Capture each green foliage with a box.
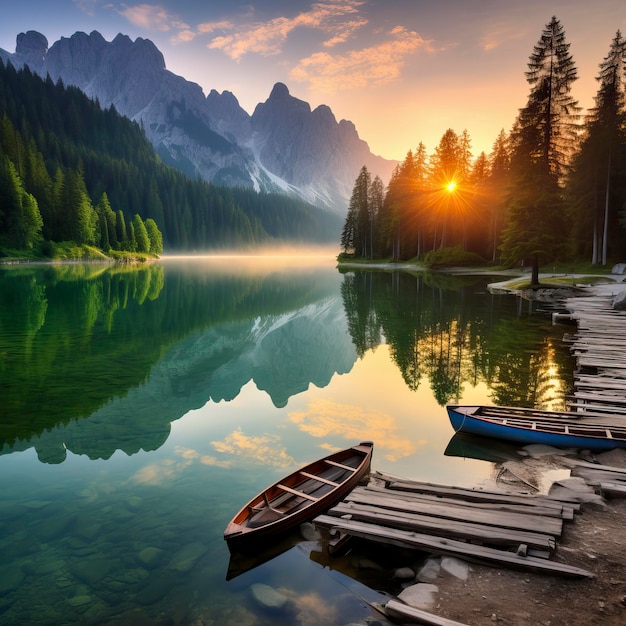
[0,59,340,255]
[501,16,580,282]
[341,165,371,257]
[0,153,43,249]
[46,242,112,261]
[423,245,486,269]
[567,30,626,265]
[144,218,163,254]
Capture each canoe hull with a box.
[447,405,626,450]
[224,442,373,549]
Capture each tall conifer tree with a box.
[501,16,579,284]
[568,31,626,264]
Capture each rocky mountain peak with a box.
[15,30,48,69]
[1,30,396,213]
[268,82,290,99]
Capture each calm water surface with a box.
[0,257,574,625]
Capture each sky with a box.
[1,1,626,161]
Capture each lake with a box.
[0,256,574,625]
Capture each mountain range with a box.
[0,30,396,214]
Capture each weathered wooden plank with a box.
[566,401,626,414]
[373,473,582,509]
[569,391,626,404]
[364,483,572,519]
[374,472,579,507]
[560,457,626,474]
[344,488,564,536]
[577,356,626,370]
[327,501,557,551]
[600,482,626,497]
[380,599,470,626]
[570,468,626,484]
[313,515,593,578]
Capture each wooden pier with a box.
[563,292,626,415]
[314,472,590,579]
[313,460,626,625]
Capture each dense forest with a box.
[341,17,626,283]
[0,59,341,257]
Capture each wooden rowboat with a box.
[224,441,373,548]
[447,405,626,450]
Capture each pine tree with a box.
[144,218,163,255]
[132,214,150,253]
[341,166,371,258]
[501,16,580,284]
[368,175,385,258]
[0,154,43,249]
[115,210,128,249]
[430,129,461,249]
[95,192,117,250]
[568,31,626,265]
[487,130,511,262]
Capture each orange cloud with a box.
[288,398,420,461]
[211,428,295,468]
[290,25,432,91]
[480,27,525,52]
[206,0,367,60]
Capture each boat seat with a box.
[324,459,357,472]
[276,483,319,501]
[299,470,340,487]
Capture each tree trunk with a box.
[601,148,611,266]
[531,255,540,286]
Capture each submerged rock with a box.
[138,546,165,568]
[299,521,321,541]
[168,542,206,572]
[393,566,415,580]
[67,594,92,607]
[71,558,115,585]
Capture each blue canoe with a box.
[447,405,626,450]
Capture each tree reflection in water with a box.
[339,269,573,409]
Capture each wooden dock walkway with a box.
[313,462,626,624]
[314,472,590,579]
[562,292,626,415]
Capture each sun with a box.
[446,181,457,193]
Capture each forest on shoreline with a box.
[340,17,626,285]
[0,59,340,261]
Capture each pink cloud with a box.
[207,0,367,60]
[290,26,432,91]
[116,3,188,32]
